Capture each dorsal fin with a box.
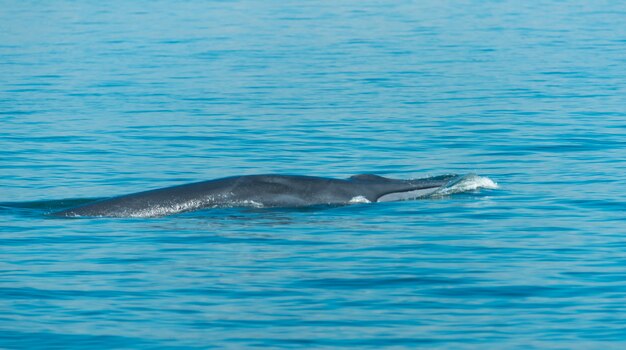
[349,174,389,182]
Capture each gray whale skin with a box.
[52,174,459,218]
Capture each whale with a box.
[51,173,462,218]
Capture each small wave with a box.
[434,174,498,196]
[349,196,371,204]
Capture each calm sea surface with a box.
[2,1,626,348]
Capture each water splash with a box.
[434,174,498,197]
[349,196,371,204]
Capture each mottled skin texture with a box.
[52,174,458,218]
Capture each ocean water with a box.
[2,0,626,348]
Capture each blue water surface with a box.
[2,0,626,348]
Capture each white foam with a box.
[434,174,498,196]
[349,195,371,204]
